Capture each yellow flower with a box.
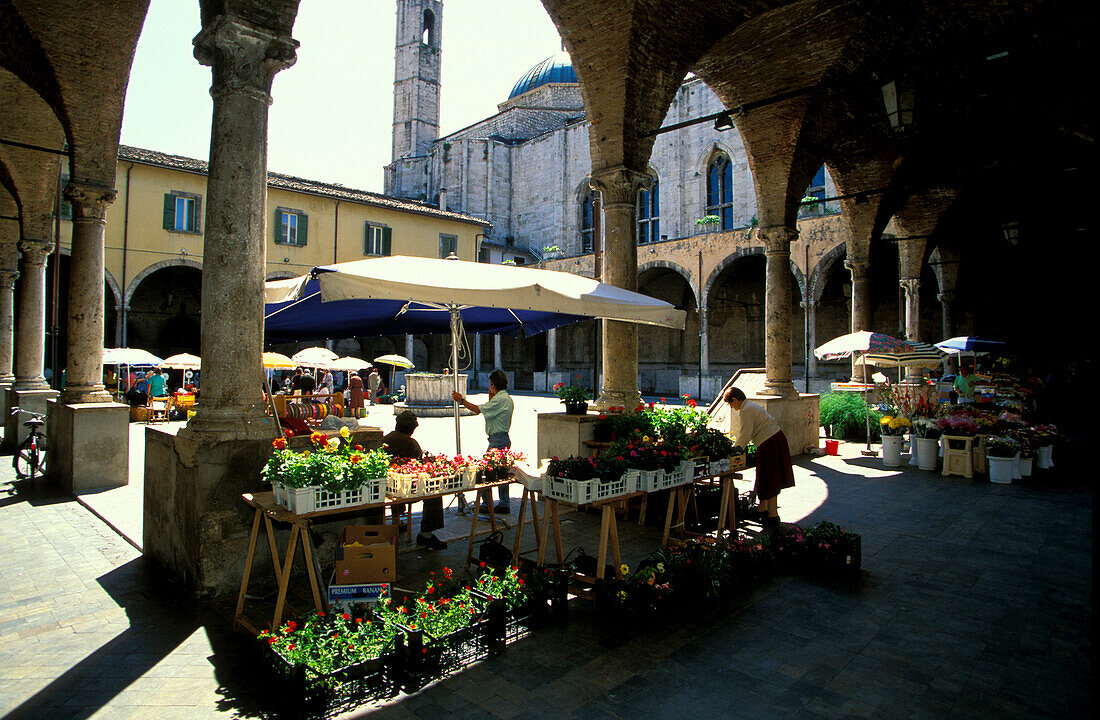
[339,426,351,439]
[620,563,630,576]
[880,416,892,425]
[617,590,627,600]
[656,562,665,573]
[327,438,341,451]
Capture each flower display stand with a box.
[972,434,988,474]
[941,436,974,479]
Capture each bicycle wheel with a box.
[13,436,45,480]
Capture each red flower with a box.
[340,613,350,621]
[283,429,294,438]
[479,562,486,568]
[316,611,325,617]
[426,586,435,594]
[268,637,277,645]
[272,438,286,450]
[420,611,427,619]
[660,397,665,403]
[443,567,453,579]
[285,621,297,631]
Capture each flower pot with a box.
[1019,457,1033,477]
[881,435,904,467]
[916,438,939,471]
[909,433,920,466]
[563,401,587,416]
[988,455,1014,483]
[1012,452,1022,480]
[1036,445,1054,469]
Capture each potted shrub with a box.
[553,377,591,415]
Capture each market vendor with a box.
[723,387,795,528]
[953,362,980,404]
[452,369,514,514]
[382,410,447,551]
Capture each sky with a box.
[120,0,565,192]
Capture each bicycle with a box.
[11,407,47,483]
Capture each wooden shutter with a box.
[298,213,307,245]
[275,208,286,244]
[163,194,175,230]
[192,196,202,234]
[381,226,392,256]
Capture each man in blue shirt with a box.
[453,369,514,513]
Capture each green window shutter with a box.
[363,221,371,254]
[163,194,175,230]
[298,213,307,246]
[275,208,286,244]
[192,196,202,234]
[381,226,392,256]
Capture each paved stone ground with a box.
[0,399,1092,719]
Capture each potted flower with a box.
[984,435,1019,484]
[912,419,942,471]
[264,429,390,513]
[877,415,911,467]
[479,448,525,483]
[804,521,861,577]
[553,376,591,415]
[695,214,720,234]
[1030,424,1059,469]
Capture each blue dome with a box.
[508,53,577,99]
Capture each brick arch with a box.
[703,246,802,307]
[124,258,203,308]
[810,242,847,304]
[638,259,698,307]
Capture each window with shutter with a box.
[364,223,389,255]
[438,234,457,258]
[164,191,202,234]
[275,207,306,246]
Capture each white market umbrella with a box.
[292,346,339,367]
[328,356,367,372]
[373,354,414,369]
[102,347,163,366]
[160,353,201,370]
[265,255,686,453]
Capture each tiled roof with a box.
[117,145,490,228]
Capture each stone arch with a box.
[693,141,738,173]
[639,259,698,307]
[265,270,298,281]
[105,268,122,310]
[703,246,764,306]
[810,242,847,303]
[124,258,203,308]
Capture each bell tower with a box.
[391,0,442,161]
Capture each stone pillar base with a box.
[4,387,58,450]
[0,381,13,434]
[712,392,821,456]
[46,400,130,493]
[143,427,277,598]
[536,411,599,463]
[596,388,641,412]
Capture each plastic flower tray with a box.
[636,469,665,492]
[709,457,731,475]
[387,471,453,499]
[692,457,711,479]
[540,473,631,504]
[273,477,386,514]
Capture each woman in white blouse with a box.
[723,387,796,526]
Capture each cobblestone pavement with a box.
[0,410,1092,719]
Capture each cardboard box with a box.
[328,525,397,610]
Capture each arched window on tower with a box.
[580,191,595,254]
[637,178,660,244]
[706,154,734,230]
[422,9,435,46]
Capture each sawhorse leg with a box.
[536,498,563,567]
[715,476,737,538]
[595,504,623,580]
[512,487,542,564]
[465,487,499,568]
[660,487,692,547]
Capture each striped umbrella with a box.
[814,330,911,360]
[857,341,946,369]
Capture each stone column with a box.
[13,240,52,392]
[845,255,872,382]
[760,226,798,397]
[591,167,648,409]
[699,306,709,374]
[0,267,17,386]
[62,182,117,403]
[546,328,557,371]
[802,300,817,379]
[938,291,955,340]
[493,334,502,369]
[471,334,481,389]
[184,17,298,439]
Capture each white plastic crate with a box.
[540,474,631,504]
[592,473,630,500]
[273,477,385,514]
[622,469,640,494]
[636,468,665,493]
[709,457,731,475]
[387,471,452,499]
[667,466,693,488]
[692,457,711,479]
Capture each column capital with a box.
[844,254,871,278]
[937,291,954,304]
[17,240,52,267]
[755,225,798,254]
[589,167,651,206]
[900,277,920,295]
[0,270,18,288]
[193,16,299,105]
[64,182,117,222]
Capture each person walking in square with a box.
[723,387,795,527]
[453,369,514,513]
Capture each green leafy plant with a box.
[985,435,1020,458]
[687,427,736,459]
[258,609,399,679]
[547,455,598,480]
[695,214,720,225]
[553,377,591,404]
[819,391,881,441]
[264,430,391,491]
